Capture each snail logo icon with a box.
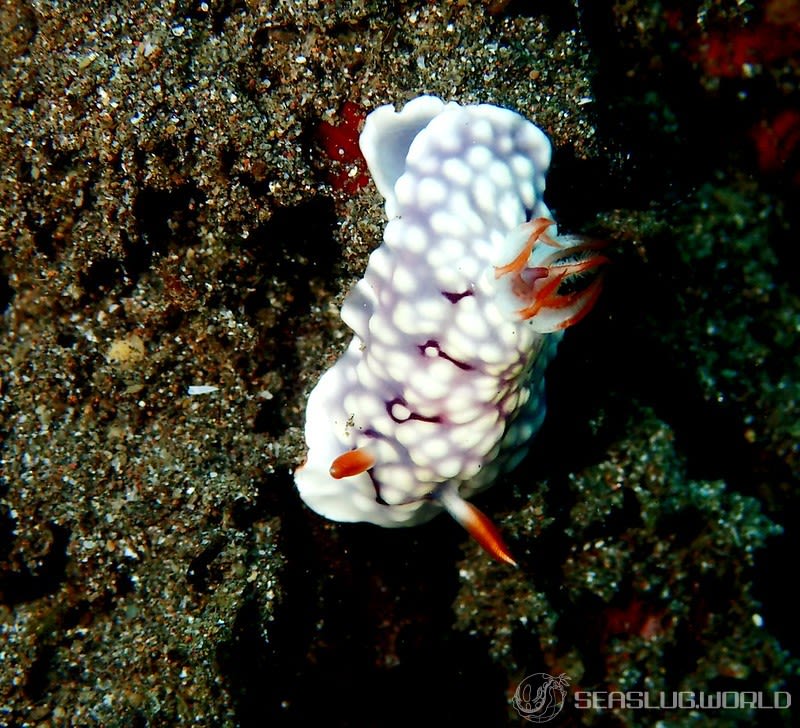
[512,672,571,723]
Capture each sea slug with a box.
[295,96,606,564]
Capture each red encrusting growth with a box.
[750,109,800,182]
[691,13,800,79]
[604,596,667,642]
[677,0,800,184]
[329,447,376,479]
[316,102,370,194]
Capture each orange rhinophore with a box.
[329,447,376,479]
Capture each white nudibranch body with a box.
[295,96,606,564]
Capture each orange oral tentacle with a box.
[494,217,554,278]
[532,275,605,331]
[516,271,566,320]
[495,239,535,279]
[553,276,604,329]
[528,216,556,239]
[531,269,606,312]
[329,448,376,479]
[546,254,610,277]
[516,251,608,321]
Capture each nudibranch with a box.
[295,96,606,565]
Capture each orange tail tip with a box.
[329,447,376,479]
[436,485,517,567]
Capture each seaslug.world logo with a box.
[512,671,792,723]
[512,673,570,723]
